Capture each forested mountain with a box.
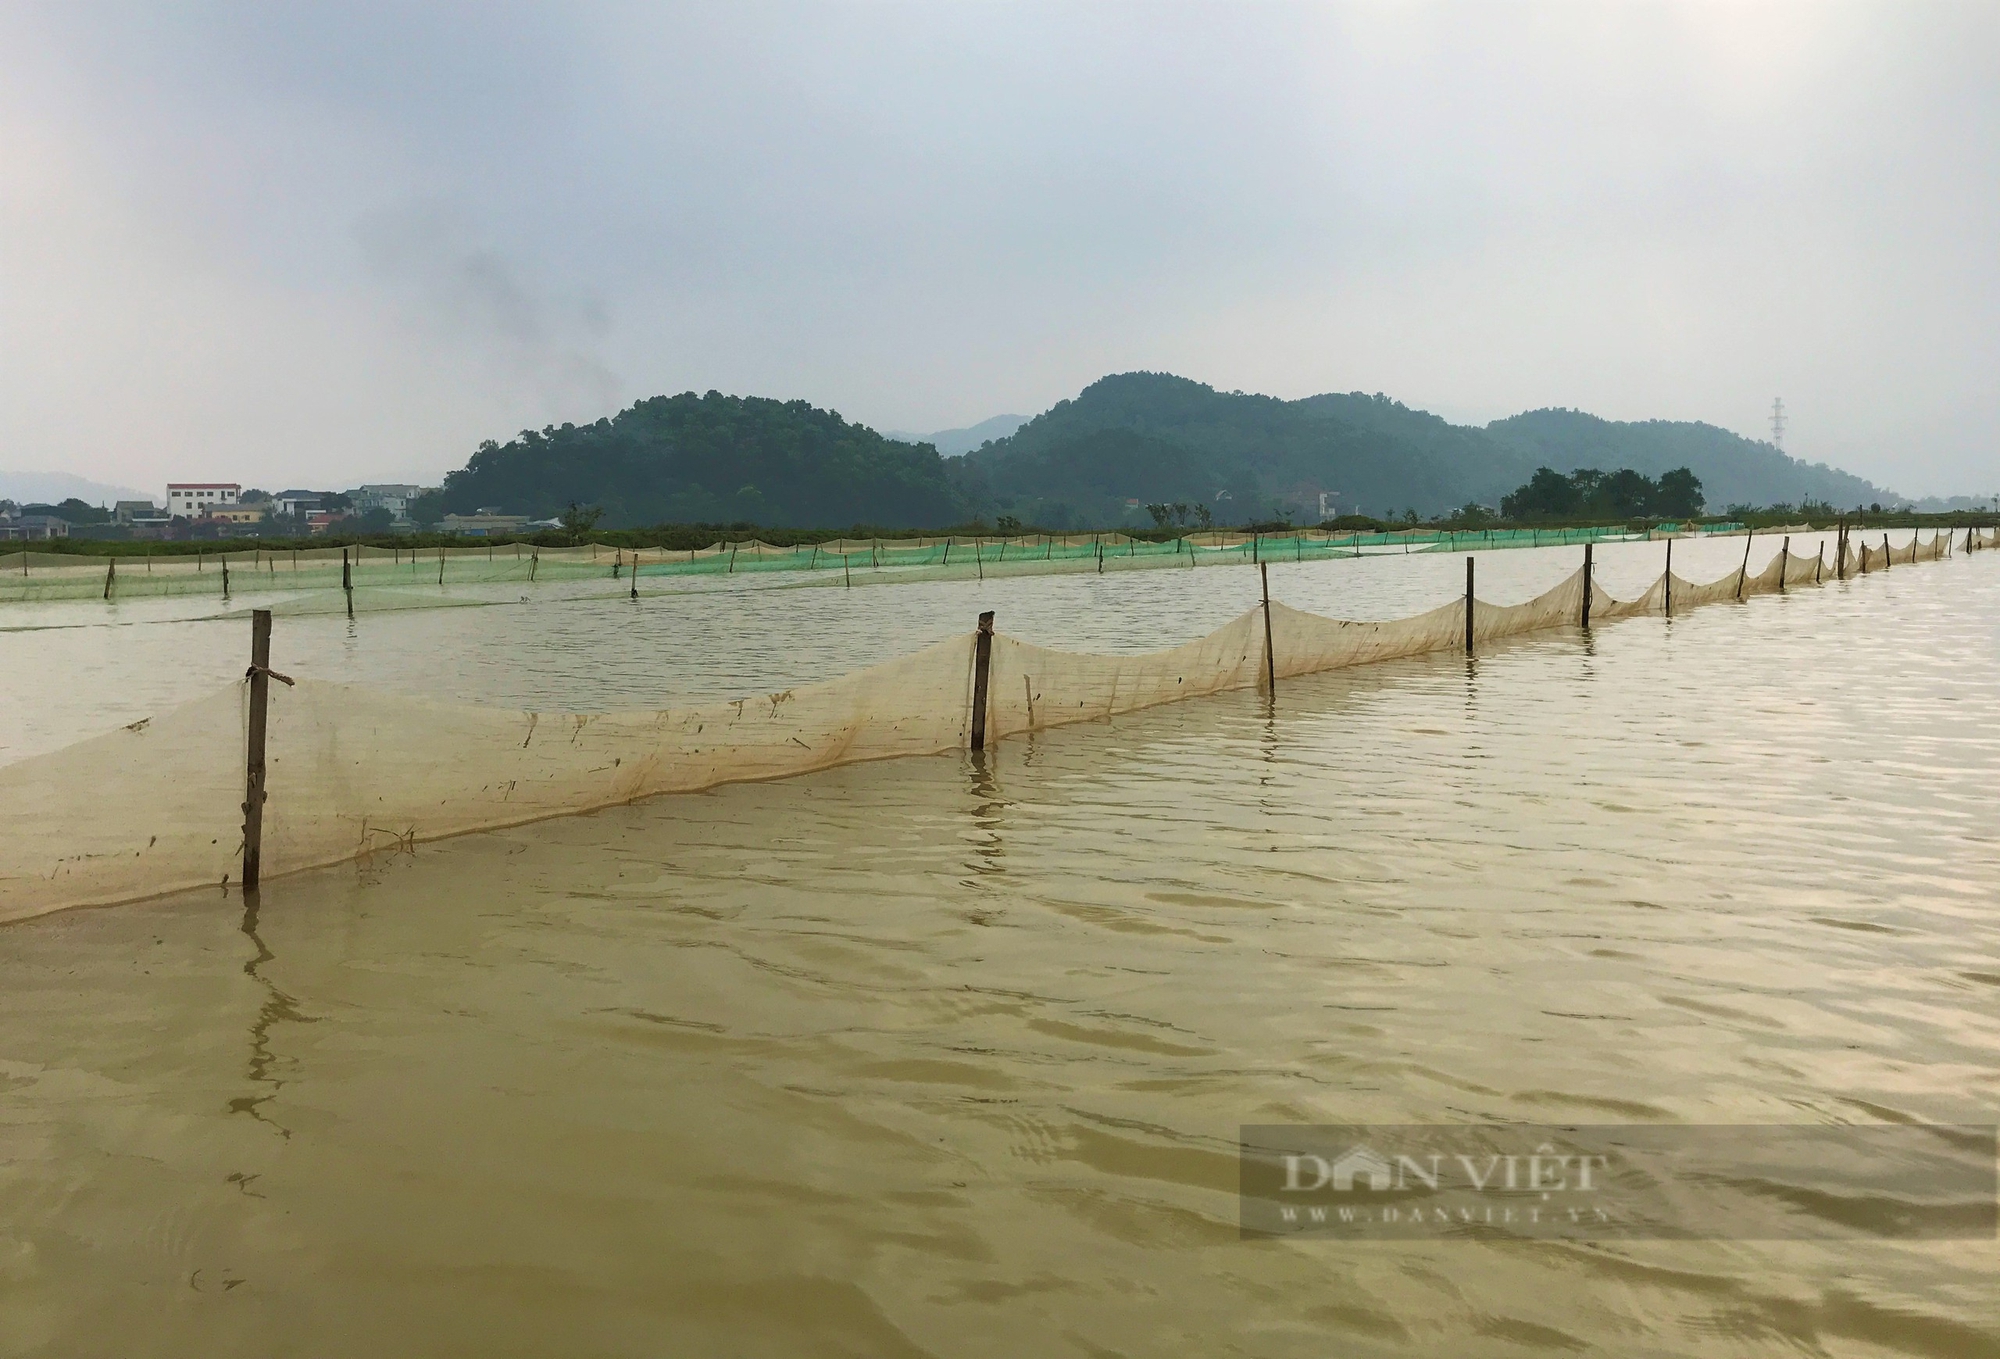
[1485,409,1883,513]
[429,374,1892,531]
[947,373,1892,528]
[434,391,965,529]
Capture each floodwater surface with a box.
[1,535,1996,1356]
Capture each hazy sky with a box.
[3,2,1995,497]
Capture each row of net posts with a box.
[235,524,1992,881]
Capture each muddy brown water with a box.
[2,534,1996,1355]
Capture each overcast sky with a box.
[3,2,1995,497]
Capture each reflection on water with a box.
[0,545,1995,1355]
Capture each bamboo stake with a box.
[239,610,293,889]
[1464,556,1475,655]
[1580,541,1592,628]
[970,611,995,751]
[1261,562,1277,692]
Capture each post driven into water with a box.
[240,610,292,889]
[1464,556,1475,655]
[970,610,996,751]
[1580,542,1593,628]
[1260,562,1276,693]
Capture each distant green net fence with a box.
[0,523,1745,606]
[0,525,1987,924]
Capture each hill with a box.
[432,391,966,529]
[427,374,1895,531]
[1484,409,1883,512]
[883,414,1027,456]
[948,373,1891,527]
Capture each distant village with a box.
[0,483,551,541]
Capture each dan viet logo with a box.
[1268,1140,1612,1232]
[1239,1123,1999,1241]
[1283,1142,1607,1194]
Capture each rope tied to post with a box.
[246,664,296,687]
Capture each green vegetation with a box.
[431,391,965,529]
[948,373,1892,528]
[1501,466,1705,521]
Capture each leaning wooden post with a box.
[1260,561,1277,693]
[969,610,996,751]
[242,611,273,888]
[1883,532,1891,569]
[1580,541,1593,628]
[103,555,116,600]
[1778,536,1790,593]
[1735,530,1753,599]
[438,545,446,585]
[1464,556,1475,654]
[242,610,276,889]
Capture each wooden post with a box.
[976,542,983,581]
[969,611,995,751]
[1464,556,1475,654]
[1836,519,1846,579]
[103,556,115,600]
[242,610,273,889]
[844,554,852,588]
[1665,538,1673,618]
[1779,536,1790,593]
[221,558,230,599]
[438,546,445,585]
[1883,532,1891,569]
[530,550,538,581]
[728,542,737,574]
[629,555,638,601]
[1261,562,1277,692]
[1580,541,1592,628]
[1735,531,1753,599]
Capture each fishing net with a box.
[0,528,1981,923]
[0,524,1693,606]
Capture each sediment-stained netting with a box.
[0,529,1986,922]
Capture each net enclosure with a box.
[1,527,1987,924]
[0,523,1735,607]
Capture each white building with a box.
[166,483,240,518]
[354,484,427,523]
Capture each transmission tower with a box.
[1770,397,1786,452]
